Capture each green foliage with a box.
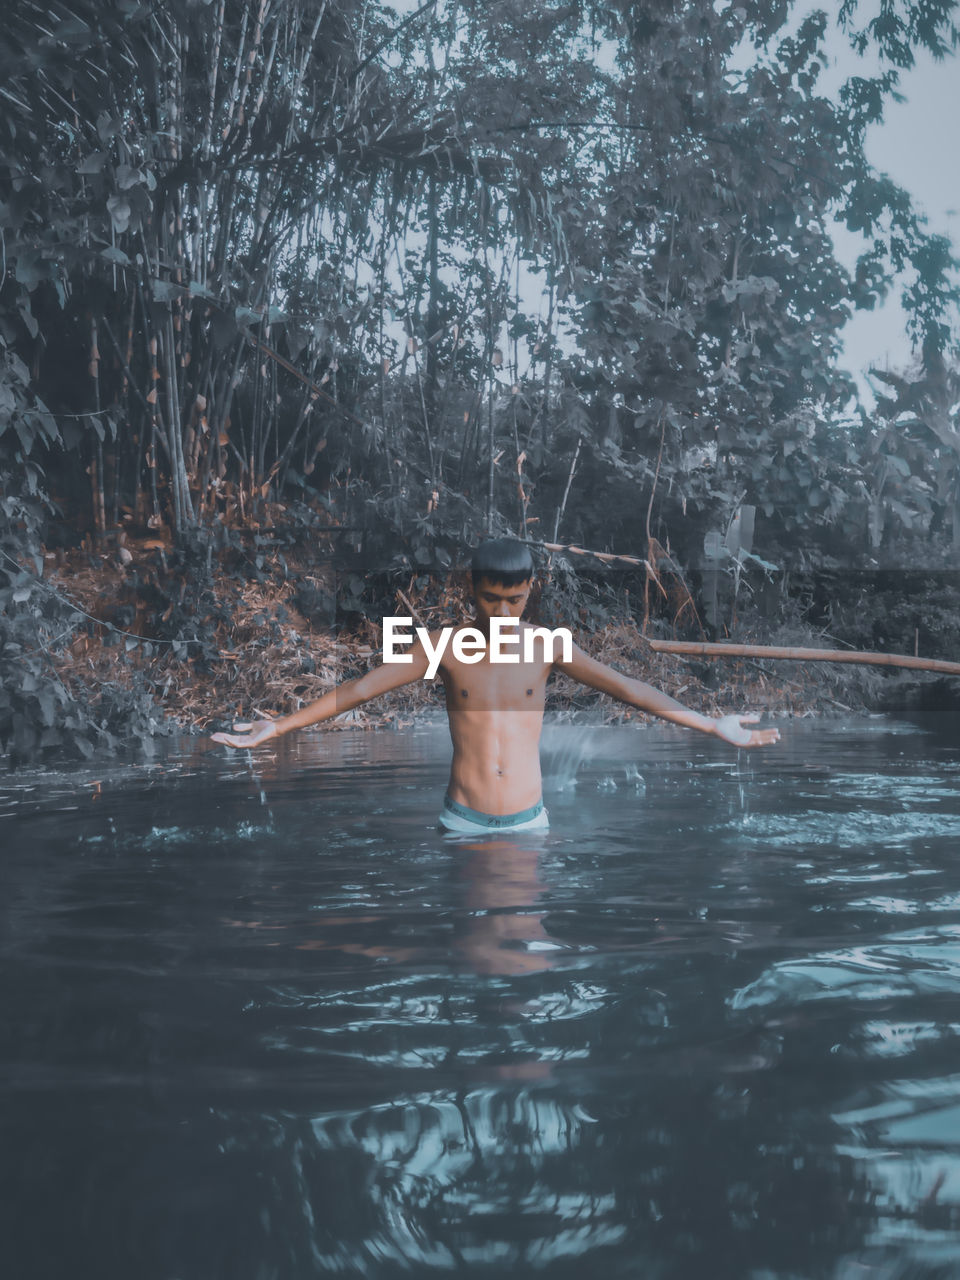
[0,344,75,762]
[0,494,77,763]
[815,569,960,663]
[859,355,960,558]
[0,340,170,765]
[0,498,168,770]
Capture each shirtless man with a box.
[211,538,780,833]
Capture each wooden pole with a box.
[646,640,960,678]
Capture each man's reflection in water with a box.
[453,834,555,977]
[269,832,556,980]
[449,834,556,1083]
[222,833,557,1086]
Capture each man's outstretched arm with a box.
[555,644,781,748]
[210,641,432,748]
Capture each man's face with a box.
[471,575,533,626]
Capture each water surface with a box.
[3,716,960,1278]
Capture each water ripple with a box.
[731,926,960,1010]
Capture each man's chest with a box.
[440,655,550,708]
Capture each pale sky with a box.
[820,27,960,398]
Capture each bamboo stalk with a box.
[223,4,250,139]
[201,0,225,163]
[645,640,960,678]
[89,316,106,535]
[121,290,139,524]
[234,0,269,133]
[252,311,266,488]
[486,364,495,534]
[424,175,440,425]
[522,270,555,456]
[643,410,666,635]
[552,435,582,543]
[164,315,193,526]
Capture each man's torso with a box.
[438,622,552,815]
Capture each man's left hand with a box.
[713,713,781,748]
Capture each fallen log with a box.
[645,640,960,678]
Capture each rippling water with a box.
[3,715,960,1279]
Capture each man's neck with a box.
[470,616,523,638]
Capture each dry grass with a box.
[47,546,883,740]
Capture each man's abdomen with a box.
[445,710,544,815]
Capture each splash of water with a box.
[539,724,599,792]
[243,748,275,820]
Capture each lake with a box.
[3,715,960,1278]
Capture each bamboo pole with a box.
[89,315,106,536]
[552,436,582,544]
[645,640,960,678]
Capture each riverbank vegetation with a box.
[2,0,959,764]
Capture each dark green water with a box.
[3,715,960,1279]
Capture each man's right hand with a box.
[211,719,279,749]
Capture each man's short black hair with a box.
[471,538,534,587]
